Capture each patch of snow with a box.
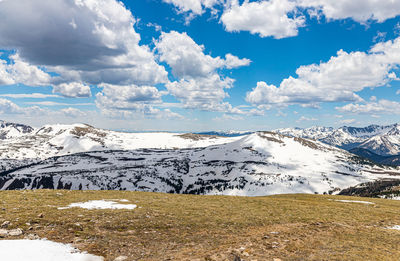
[0,239,103,261]
[331,199,375,204]
[387,225,400,230]
[58,200,137,210]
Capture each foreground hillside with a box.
[1,190,400,260]
[2,132,400,195]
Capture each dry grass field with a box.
[1,190,400,260]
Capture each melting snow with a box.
[0,239,103,261]
[387,225,400,230]
[58,200,137,210]
[331,199,375,204]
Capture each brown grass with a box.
[1,191,400,260]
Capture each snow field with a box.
[0,239,103,261]
[58,200,137,210]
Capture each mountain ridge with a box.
[276,123,400,157]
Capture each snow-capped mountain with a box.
[277,124,400,156]
[0,120,33,139]
[1,131,399,195]
[0,122,241,161]
[196,130,254,137]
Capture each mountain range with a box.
[0,120,400,195]
[277,124,400,164]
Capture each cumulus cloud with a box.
[155,31,250,112]
[0,0,167,88]
[299,0,400,23]
[0,98,24,114]
[0,54,51,86]
[337,99,400,115]
[165,75,233,110]
[61,107,87,117]
[52,82,91,98]
[96,84,163,107]
[94,83,183,119]
[221,0,305,39]
[162,0,222,15]
[156,31,250,78]
[246,37,400,107]
[218,0,400,39]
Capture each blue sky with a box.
[0,0,400,131]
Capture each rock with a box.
[232,255,241,261]
[0,229,8,237]
[24,233,40,240]
[1,221,10,228]
[8,228,23,236]
[273,259,282,261]
[38,213,44,218]
[114,256,128,261]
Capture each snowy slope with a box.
[0,120,33,139]
[0,123,241,161]
[2,132,399,196]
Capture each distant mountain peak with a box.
[276,123,400,156]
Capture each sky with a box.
[0,0,400,131]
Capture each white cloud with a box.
[165,75,233,110]
[94,83,183,119]
[164,0,400,39]
[339,119,356,124]
[96,84,163,108]
[213,114,244,121]
[155,31,250,112]
[156,31,250,79]
[296,116,318,123]
[396,90,400,95]
[0,93,60,99]
[373,31,387,43]
[162,0,222,15]
[221,0,305,39]
[0,0,167,87]
[61,107,87,117]
[52,82,91,98]
[224,53,251,69]
[0,98,24,114]
[219,0,400,39]
[0,98,60,116]
[299,0,400,23]
[337,99,400,115]
[0,54,51,86]
[25,101,93,106]
[246,37,400,107]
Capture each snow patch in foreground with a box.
[387,225,400,230]
[330,199,375,205]
[0,239,103,261]
[58,200,137,210]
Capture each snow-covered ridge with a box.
[1,131,399,195]
[0,120,33,139]
[0,121,242,161]
[276,123,400,156]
